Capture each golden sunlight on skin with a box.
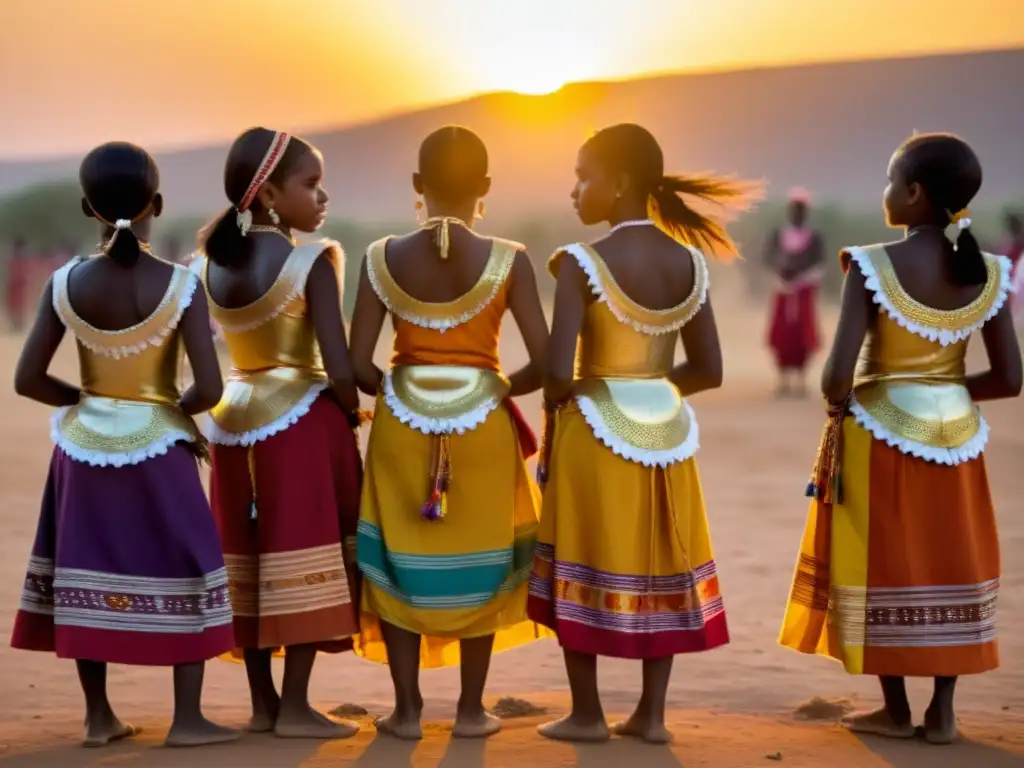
[1,0,1023,155]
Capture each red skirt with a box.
[768,284,820,368]
[209,394,362,651]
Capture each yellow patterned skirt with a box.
[527,402,729,658]
[355,394,549,668]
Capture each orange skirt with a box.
[779,418,999,677]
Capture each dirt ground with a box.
[0,285,1021,767]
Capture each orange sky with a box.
[1,0,1022,158]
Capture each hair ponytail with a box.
[949,224,987,286]
[650,174,759,258]
[200,206,253,269]
[104,225,142,267]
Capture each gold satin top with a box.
[847,244,1009,450]
[549,243,708,380]
[53,256,193,404]
[200,240,342,437]
[50,255,203,462]
[547,242,709,461]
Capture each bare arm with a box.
[13,277,79,407]
[506,251,548,398]
[306,252,359,413]
[349,255,386,397]
[671,299,723,396]
[821,263,872,404]
[966,304,1022,401]
[178,287,223,416]
[543,256,587,407]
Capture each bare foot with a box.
[452,710,502,739]
[923,706,958,745]
[613,715,673,744]
[841,708,915,739]
[375,710,423,741]
[248,711,276,734]
[165,718,241,748]
[274,705,358,740]
[82,717,140,748]
[248,697,280,733]
[538,714,610,743]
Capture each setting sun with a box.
[474,36,606,96]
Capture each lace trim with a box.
[203,381,327,447]
[53,262,198,360]
[560,243,709,335]
[848,247,1013,346]
[382,372,500,434]
[205,243,335,334]
[50,407,195,467]
[575,395,700,467]
[848,396,989,465]
[366,237,516,333]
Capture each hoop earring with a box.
[269,208,281,226]
[415,199,425,225]
[475,200,486,221]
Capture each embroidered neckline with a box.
[366,235,519,332]
[846,245,1012,346]
[53,256,198,360]
[200,239,341,334]
[553,242,709,335]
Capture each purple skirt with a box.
[10,445,234,665]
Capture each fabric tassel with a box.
[805,397,848,505]
[247,445,258,523]
[421,433,452,521]
[536,404,558,488]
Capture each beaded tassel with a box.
[420,433,452,521]
[805,397,848,505]
[247,445,259,523]
[536,405,557,487]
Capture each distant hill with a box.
[2,48,1022,221]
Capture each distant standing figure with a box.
[764,188,824,396]
[4,238,30,332]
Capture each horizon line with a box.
[2,43,1019,164]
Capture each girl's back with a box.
[590,227,696,312]
[383,226,494,304]
[65,252,176,331]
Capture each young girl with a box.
[194,128,363,739]
[10,142,237,748]
[779,133,1021,745]
[349,125,550,740]
[528,124,755,744]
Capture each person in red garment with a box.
[4,238,31,332]
[764,188,825,397]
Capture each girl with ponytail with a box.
[779,133,1021,745]
[195,127,365,740]
[528,124,758,744]
[11,142,236,747]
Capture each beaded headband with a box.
[236,131,291,236]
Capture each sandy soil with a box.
[0,284,1022,767]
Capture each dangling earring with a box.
[475,200,486,221]
[269,208,281,226]
[415,199,425,225]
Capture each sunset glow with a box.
[1,0,1023,156]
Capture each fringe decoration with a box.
[805,397,849,505]
[420,433,452,521]
[536,404,558,488]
